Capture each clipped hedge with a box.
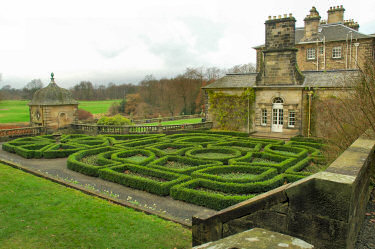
[14,143,53,159]
[111,149,156,165]
[208,141,262,153]
[43,144,82,158]
[170,178,255,210]
[191,165,278,183]
[186,147,242,164]
[67,146,120,176]
[146,143,199,157]
[284,157,314,177]
[230,152,298,173]
[264,144,308,159]
[148,155,222,175]
[99,164,190,196]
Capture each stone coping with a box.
[193,131,375,248]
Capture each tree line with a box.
[0,63,255,117]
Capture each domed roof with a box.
[29,73,78,106]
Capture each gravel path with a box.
[355,187,375,249]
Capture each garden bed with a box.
[2,132,326,210]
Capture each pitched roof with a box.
[202,73,257,89]
[303,69,359,88]
[253,23,373,48]
[203,70,360,90]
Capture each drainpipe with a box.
[307,90,313,137]
[346,33,349,69]
[354,42,359,67]
[247,90,250,134]
[323,36,326,69]
[316,41,319,71]
[349,31,353,68]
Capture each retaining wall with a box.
[192,132,375,248]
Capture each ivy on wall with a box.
[208,88,255,131]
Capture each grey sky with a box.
[0,0,374,89]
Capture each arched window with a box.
[273,97,284,104]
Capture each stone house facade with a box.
[203,5,372,137]
[29,73,78,130]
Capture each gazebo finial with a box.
[50,72,55,84]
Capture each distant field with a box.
[144,118,203,126]
[0,100,201,125]
[0,100,120,123]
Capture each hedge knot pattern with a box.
[2,131,326,210]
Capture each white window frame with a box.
[288,110,296,128]
[307,48,316,60]
[332,46,342,59]
[261,109,267,126]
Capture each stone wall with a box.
[296,38,374,71]
[192,131,375,248]
[30,104,78,129]
[254,88,302,136]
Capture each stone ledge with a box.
[193,228,314,249]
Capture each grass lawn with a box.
[0,100,201,125]
[0,100,30,123]
[0,100,120,123]
[143,118,203,126]
[0,163,191,249]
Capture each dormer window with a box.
[307,48,316,60]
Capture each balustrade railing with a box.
[71,121,213,134]
[0,126,44,137]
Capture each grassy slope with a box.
[0,164,191,249]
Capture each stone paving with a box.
[0,145,216,226]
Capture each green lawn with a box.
[0,163,191,249]
[143,118,203,126]
[0,100,120,123]
[0,100,30,123]
[0,100,201,125]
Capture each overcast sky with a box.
[1,0,374,89]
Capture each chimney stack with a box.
[257,14,304,85]
[302,6,321,41]
[327,5,345,24]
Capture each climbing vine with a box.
[208,88,255,131]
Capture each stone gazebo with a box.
[29,73,78,130]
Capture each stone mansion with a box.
[203,5,375,137]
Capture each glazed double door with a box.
[272,104,283,132]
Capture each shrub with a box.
[77,109,93,121]
[97,114,132,126]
